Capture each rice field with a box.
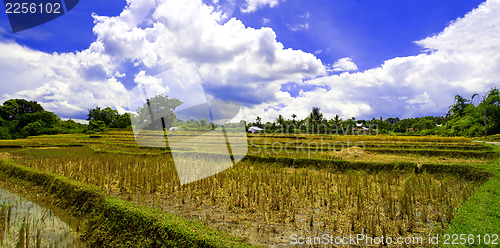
[0,130,495,246]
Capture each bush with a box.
[421,129,436,135]
[87,120,107,133]
[20,121,44,138]
[83,129,95,134]
[46,127,63,135]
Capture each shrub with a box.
[46,127,63,135]
[87,120,107,133]
[83,129,95,134]
[20,121,44,138]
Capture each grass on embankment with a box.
[0,159,256,248]
[444,144,500,247]
[476,134,500,142]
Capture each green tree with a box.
[332,114,342,125]
[88,107,132,128]
[20,121,44,137]
[412,118,434,130]
[16,111,59,131]
[449,95,472,117]
[385,117,399,125]
[0,99,44,121]
[395,118,416,133]
[200,118,207,128]
[135,94,183,129]
[86,120,107,133]
[443,88,500,137]
[448,106,483,137]
[276,115,285,126]
[87,107,119,127]
[0,127,11,139]
[342,118,356,134]
[59,119,85,133]
[116,113,132,128]
[482,88,500,135]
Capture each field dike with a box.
[242,154,491,181]
[104,147,491,181]
[0,160,256,248]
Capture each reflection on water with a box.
[0,188,85,247]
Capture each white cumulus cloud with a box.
[240,0,500,122]
[240,0,282,13]
[91,0,325,104]
[328,57,359,72]
[0,39,127,117]
[0,0,324,119]
[1,0,500,123]
[298,0,500,120]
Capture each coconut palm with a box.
[276,115,285,126]
[255,116,262,126]
[309,107,323,124]
[449,95,469,117]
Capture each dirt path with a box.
[472,140,500,146]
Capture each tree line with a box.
[0,87,498,139]
[85,107,131,133]
[0,99,86,139]
[246,87,500,137]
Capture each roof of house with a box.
[248,126,264,130]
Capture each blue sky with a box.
[0,0,482,68]
[0,0,498,122]
[0,1,125,52]
[231,0,484,70]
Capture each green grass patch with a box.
[444,144,500,247]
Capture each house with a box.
[169,127,179,132]
[353,123,369,133]
[247,126,264,133]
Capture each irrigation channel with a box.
[0,187,86,247]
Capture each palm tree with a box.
[471,93,479,104]
[309,107,323,124]
[449,95,469,117]
[291,114,297,124]
[333,114,341,125]
[276,115,285,126]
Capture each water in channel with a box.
[0,187,85,247]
